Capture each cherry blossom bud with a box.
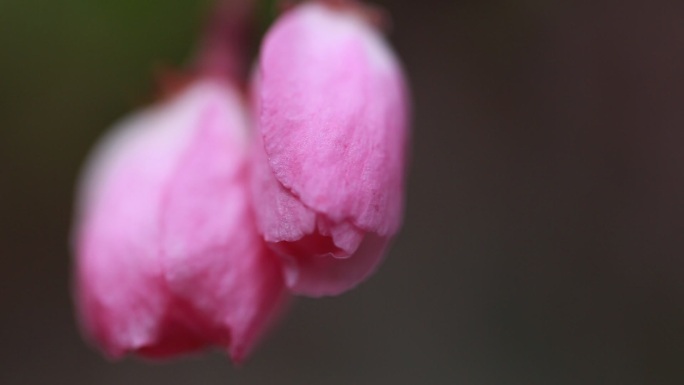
[252,2,410,297]
[73,80,285,362]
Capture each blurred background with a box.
[2,0,684,384]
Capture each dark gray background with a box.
[2,0,683,384]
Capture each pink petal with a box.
[251,129,379,297]
[249,130,317,244]
[258,3,410,237]
[75,83,212,357]
[281,233,391,297]
[160,85,286,362]
[74,81,286,360]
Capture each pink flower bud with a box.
[73,80,286,362]
[252,2,410,297]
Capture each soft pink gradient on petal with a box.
[75,83,210,357]
[160,84,285,362]
[250,3,410,296]
[250,131,317,245]
[250,102,375,296]
[258,3,410,236]
[281,233,391,297]
[74,81,286,361]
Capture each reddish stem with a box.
[194,0,256,85]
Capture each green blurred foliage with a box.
[0,0,211,185]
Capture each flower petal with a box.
[74,83,207,357]
[258,3,410,237]
[281,233,391,297]
[250,131,317,244]
[74,81,286,361]
[250,132,375,295]
[160,84,286,362]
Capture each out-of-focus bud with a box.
[73,80,285,362]
[252,2,411,297]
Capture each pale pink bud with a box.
[252,2,410,297]
[73,80,285,362]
